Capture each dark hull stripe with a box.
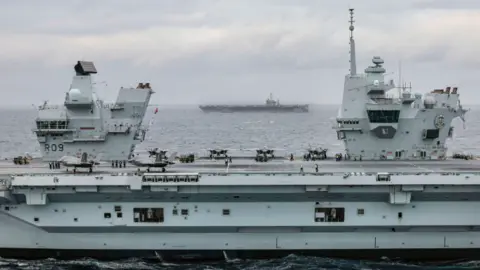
[40,225,480,233]
[1,248,479,262]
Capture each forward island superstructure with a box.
[34,61,154,165]
[0,9,479,263]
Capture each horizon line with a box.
[2,103,480,109]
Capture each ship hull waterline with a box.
[2,220,480,262]
[1,247,479,262]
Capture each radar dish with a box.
[74,61,97,75]
[372,57,384,65]
[373,80,380,86]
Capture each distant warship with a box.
[199,93,309,113]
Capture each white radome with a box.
[424,95,437,105]
[68,88,82,101]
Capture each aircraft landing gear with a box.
[145,167,166,173]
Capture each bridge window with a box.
[367,110,400,123]
[314,207,345,222]
[133,208,164,223]
[36,120,68,130]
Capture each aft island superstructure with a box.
[0,9,479,263]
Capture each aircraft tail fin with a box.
[167,152,177,163]
[81,152,88,163]
[155,153,162,163]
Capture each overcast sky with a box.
[1,0,479,107]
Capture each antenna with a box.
[349,8,355,39]
[348,8,357,76]
[398,60,402,97]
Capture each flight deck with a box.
[1,157,480,175]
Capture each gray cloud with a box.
[0,0,479,108]
[412,0,480,10]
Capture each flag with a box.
[154,108,158,114]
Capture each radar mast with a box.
[349,8,357,76]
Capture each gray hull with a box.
[1,203,480,262]
[1,158,480,262]
[199,104,309,113]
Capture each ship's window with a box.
[117,212,123,218]
[4,206,9,211]
[104,213,111,219]
[398,212,403,219]
[222,209,230,216]
[314,208,345,222]
[49,121,57,129]
[172,209,178,215]
[74,218,78,222]
[58,121,67,129]
[357,209,365,215]
[133,208,164,223]
[423,129,439,140]
[39,121,49,129]
[376,173,391,182]
[34,217,39,222]
[181,209,188,215]
[114,205,122,212]
[367,110,400,123]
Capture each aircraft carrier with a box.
[0,9,479,263]
[199,93,309,113]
